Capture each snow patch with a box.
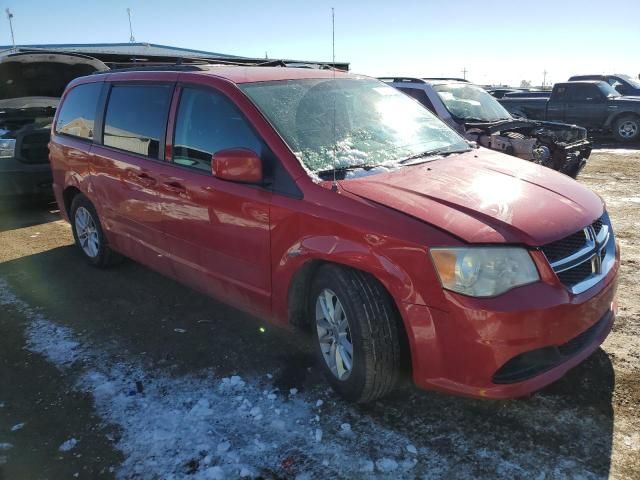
[59,438,78,452]
[593,148,639,156]
[376,457,399,472]
[20,312,424,479]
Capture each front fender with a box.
[271,233,438,329]
[603,110,640,128]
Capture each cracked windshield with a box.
[241,78,469,175]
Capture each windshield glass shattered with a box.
[240,78,468,173]
[433,83,513,122]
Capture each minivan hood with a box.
[0,51,108,107]
[340,149,604,246]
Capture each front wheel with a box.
[70,194,121,268]
[310,265,404,403]
[613,115,640,142]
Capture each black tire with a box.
[613,115,640,142]
[309,264,403,403]
[69,194,121,268]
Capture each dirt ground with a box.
[0,148,639,479]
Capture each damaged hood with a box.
[0,51,108,109]
[340,148,604,246]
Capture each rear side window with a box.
[103,84,172,158]
[567,84,600,101]
[173,87,261,172]
[398,87,437,113]
[55,83,102,140]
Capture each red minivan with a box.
[49,66,619,402]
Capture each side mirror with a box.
[211,148,262,184]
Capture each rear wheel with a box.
[613,115,640,142]
[310,265,403,403]
[70,194,121,268]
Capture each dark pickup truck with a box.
[499,81,640,142]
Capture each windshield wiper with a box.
[398,148,470,165]
[316,163,374,175]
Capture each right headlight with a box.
[430,247,539,297]
[0,139,16,158]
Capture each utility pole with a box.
[462,67,468,80]
[542,69,548,88]
[5,9,15,49]
[126,8,135,43]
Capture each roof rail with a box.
[95,57,338,74]
[422,77,469,83]
[95,64,210,74]
[378,77,426,84]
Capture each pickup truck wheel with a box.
[70,194,121,268]
[613,115,640,142]
[310,265,402,403]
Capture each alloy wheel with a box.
[75,206,100,258]
[619,120,638,139]
[315,289,354,381]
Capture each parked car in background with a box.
[503,90,552,99]
[0,51,108,201]
[486,87,521,99]
[487,88,552,99]
[569,74,640,96]
[50,66,618,403]
[381,77,590,178]
[499,81,640,142]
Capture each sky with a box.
[3,0,639,86]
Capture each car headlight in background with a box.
[430,247,539,297]
[0,139,16,158]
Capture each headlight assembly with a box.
[430,247,539,297]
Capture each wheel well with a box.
[610,112,640,127]
[287,260,413,375]
[62,186,82,216]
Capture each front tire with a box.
[310,265,403,403]
[613,115,640,142]
[70,194,121,268]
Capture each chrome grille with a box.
[541,212,615,294]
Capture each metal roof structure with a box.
[0,42,350,70]
[0,42,244,59]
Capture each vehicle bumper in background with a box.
[555,139,591,178]
[404,254,619,399]
[0,158,52,199]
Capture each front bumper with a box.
[405,247,619,399]
[0,157,52,198]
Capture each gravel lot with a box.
[0,148,638,479]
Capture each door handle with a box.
[163,181,187,194]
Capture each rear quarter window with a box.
[55,83,103,140]
[103,84,173,158]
